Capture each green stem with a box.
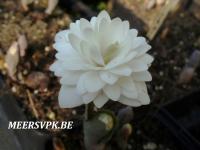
[85,104,89,121]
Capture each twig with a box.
[26,89,39,118]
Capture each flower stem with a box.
[84,104,89,121]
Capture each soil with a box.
[0,0,200,150]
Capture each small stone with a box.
[143,142,157,150]
[44,46,50,52]
[11,86,17,93]
[71,110,76,115]
[47,111,56,120]
[159,85,163,90]
[23,70,28,75]
[34,90,39,95]
[159,71,164,76]
[127,144,132,149]
[43,88,48,92]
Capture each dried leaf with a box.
[25,71,49,91]
[45,0,59,15]
[115,123,133,150]
[178,50,200,84]
[21,0,35,5]
[18,34,28,57]
[120,123,132,141]
[147,0,180,40]
[53,138,65,150]
[117,106,134,126]
[146,0,156,10]
[21,0,35,11]
[5,42,19,80]
[178,68,194,84]
[156,0,166,6]
[187,50,200,68]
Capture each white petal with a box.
[135,82,150,105]
[129,59,148,72]
[90,45,105,66]
[138,91,150,105]
[50,61,60,72]
[77,75,87,95]
[53,42,72,52]
[132,71,152,81]
[80,40,104,66]
[118,77,138,99]
[136,54,154,64]
[62,57,92,70]
[99,71,118,85]
[55,30,69,43]
[130,29,138,38]
[60,71,82,85]
[97,10,111,23]
[69,20,81,36]
[121,88,138,99]
[79,41,94,64]
[105,51,137,69]
[90,17,97,28]
[79,71,105,92]
[55,47,78,61]
[99,18,110,33]
[122,21,130,37]
[131,37,146,49]
[93,93,109,108]
[58,86,83,108]
[124,51,138,62]
[119,96,142,107]
[110,65,132,76]
[108,17,123,42]
[68,33,81,53]
[103,84,120,101]
[82,28,96,44]
[80,18,92,31]
[98,18,111,50]
[134,44,151,57]
[50,61,65,76]
[82,92,98,104]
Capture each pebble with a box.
[11,86,17,93]
[72,110,77,115]
[127,144,132,149]
[143,142,157,150]
[34,90,39,95]
[159,71,164,76]
[47,111,56,120]
[45,46,50,52]
[23,70,28,75]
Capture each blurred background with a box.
[0,0,200,150]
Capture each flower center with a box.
[103,42,120,64]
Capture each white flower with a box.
[50,10,154,108]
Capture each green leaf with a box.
[84,110,117,150]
